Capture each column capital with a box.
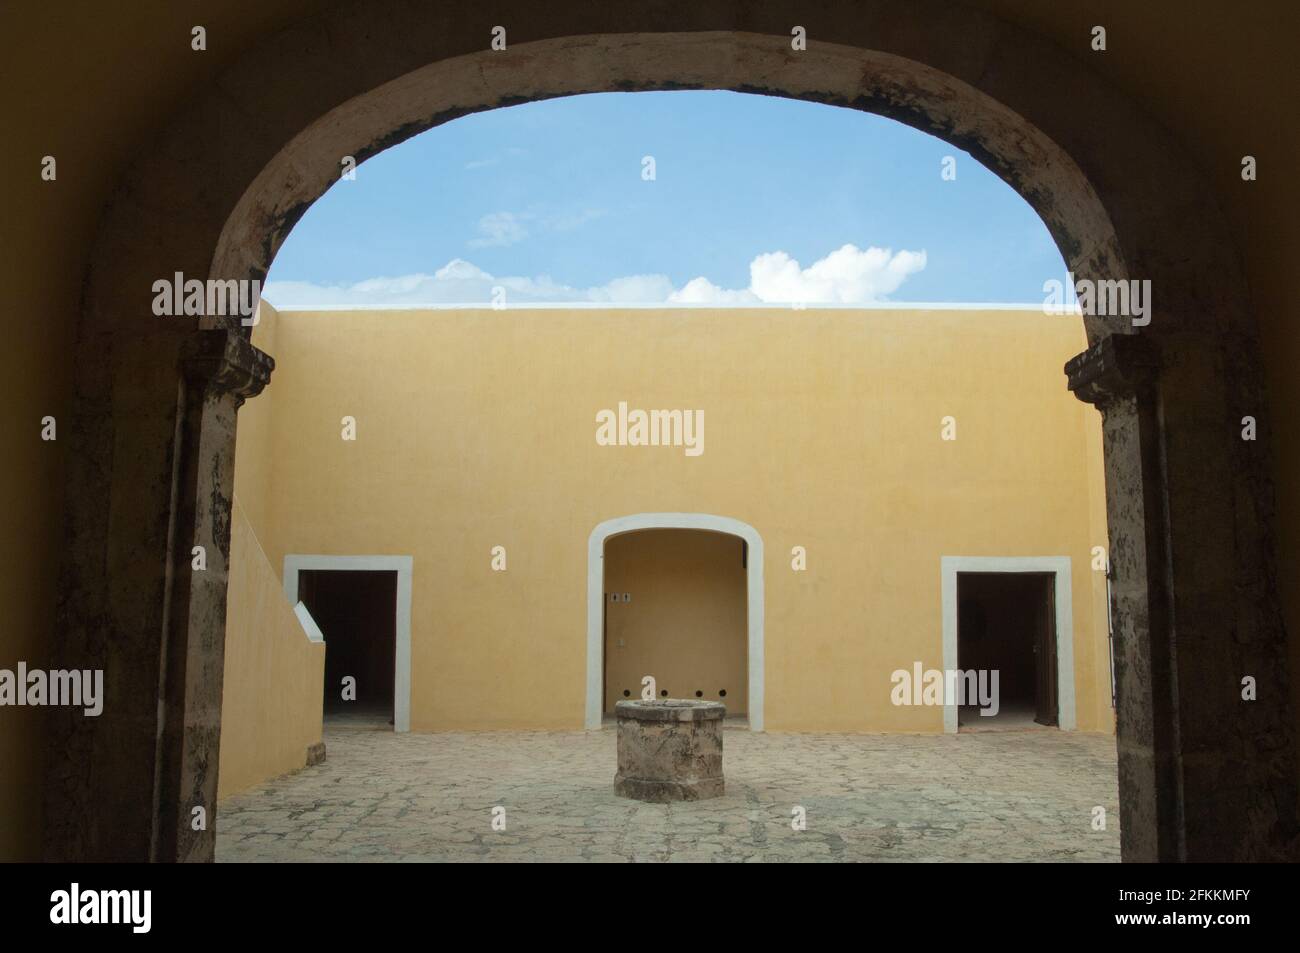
[1065,333,1159,410]
[179,329,274,406]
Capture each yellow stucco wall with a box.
[232,301,280,538]
[218,301,327,800]
[217,497,325,800]
[227,303,1113,735]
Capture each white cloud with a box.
[264,259,608,308]
[667,245,927,305]
[467,211,528,248]
[548,208,608,231]
[465,206,606,248]
[262,244,926,308]
[749,245,927,303]
[667,276,760,305]
[586,274,676,303]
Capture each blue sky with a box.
[264,90,1067,308]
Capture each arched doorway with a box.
[588,514,765,731]
[48,5,1295,863]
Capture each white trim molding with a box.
[587,513,764,732]
[291,601,325,644]
[283,554,414,733]
[940,556,1076,733]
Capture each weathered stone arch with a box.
[211,32,1131,342]
[49,0,1294,863]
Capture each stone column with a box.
[1068,332,1299,861]
[45,319,271,862]
[152,329,272,862]
[1066,334,1178,861]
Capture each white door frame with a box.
[940,555,1075,732]
[587,513,764,731]
[283,554,414,733]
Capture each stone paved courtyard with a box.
[216,723,1120,862]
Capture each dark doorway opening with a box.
[956,572,1057,730]
[297,569,398,728]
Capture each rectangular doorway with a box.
[297,569,397,727]
[956,571,1056,729]
[284,555,414,732]
[940,556,1076,733]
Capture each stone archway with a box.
[48,0,1295,863]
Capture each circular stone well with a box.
[614,699,726,802]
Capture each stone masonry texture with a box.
[217,723,1120,862]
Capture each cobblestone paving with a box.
[216,724,1120,862]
